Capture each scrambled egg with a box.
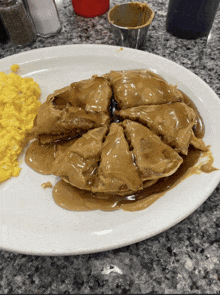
[10,64,20,72]
[0,67,41,182]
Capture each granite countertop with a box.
[1,0,220,293]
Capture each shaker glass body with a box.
[24,0,61,37]
[166,0,220,39]
[0,16,9,43]
[0,0,36,45]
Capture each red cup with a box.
[72,0,109,18]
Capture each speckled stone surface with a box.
[0,0,220,293]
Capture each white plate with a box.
[1,44,220,256]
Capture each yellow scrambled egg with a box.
[0,67,41,182]
[10,64,20,72]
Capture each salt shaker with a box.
[24,0,61,37]
[0,0,36,45]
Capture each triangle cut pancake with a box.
[122,120,183,181]
[92,123,143,195]
[119,102,207,155]
[107,69,183,109]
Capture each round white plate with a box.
[1,44,220,256]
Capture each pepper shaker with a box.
[0,0,36,45]
[24,0,61,37]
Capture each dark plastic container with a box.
[166,0,220,39]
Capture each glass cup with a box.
[108,2,154,49]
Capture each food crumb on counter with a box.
[41,182,53,189]
[10,64,20,72]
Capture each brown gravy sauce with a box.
[199,147,218,173]
[24,71,215,212]
[25,139,76,175]
[25,140,56,175]
[179,90,205,138]
[25,142,216,212]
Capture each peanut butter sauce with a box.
[25,139,76,175]
[25,140,216,212]
[179,90,205,138]
[108,2,154,29]
[25,140,56,175]
[52,146,214,212]
[198,147,218,173]
[25,69,218,212]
